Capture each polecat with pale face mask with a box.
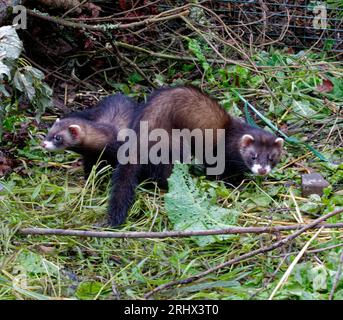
[42,94,136,177]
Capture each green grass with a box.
[0,152,342,300]
[0,49,342,300]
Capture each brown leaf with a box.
[316,79,334,93]
[37,245,56,255]
[0,153,13,176]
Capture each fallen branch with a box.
[143,207,343,299]
[18,221,343,239]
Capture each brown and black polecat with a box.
[42,94,136,177]
[108,86,283,226]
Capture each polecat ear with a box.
[68,125,81,138]
[274,137,284,148]
[55,118,60,123]
[241,134,254,148]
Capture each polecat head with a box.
[239,132,283,176]
[41,118,85,151]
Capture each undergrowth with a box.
[0,45,342,300]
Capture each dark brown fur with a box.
[108,86,283,226]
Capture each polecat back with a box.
[108,86,284,226]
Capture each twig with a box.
[61,0,89,18]
[114,41,224,63]
[309,243,343,254]
[18,221,343,239]
[102,32,155,87]
[143,207,343,299]
[27,8,189,31]
[329,248,343,300]
[271,242,343,258]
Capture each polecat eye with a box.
[268,155,274,161]
[251,154,257,160]
[54,135,62,142]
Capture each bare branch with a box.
[19,218,343,240]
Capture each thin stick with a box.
[27,8,189,31]
[143,207,343,299]
[18,221,343,239]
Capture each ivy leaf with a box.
[128,72,143,84]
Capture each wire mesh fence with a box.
[212,0,343,52]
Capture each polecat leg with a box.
[108,164,140,226]
[82,155,97,179]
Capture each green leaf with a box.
[128,72,144,84]
[15,250,59,276]
[291,100,317,118]
[13,70,35,100]
[309,266,328,292]
[23,65,44,80]
[244,102,258,128]
[76,281,104,300]
[165,163,239,246]
[0,83,10,96]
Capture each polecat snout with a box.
[41,117,114,152]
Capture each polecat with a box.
[41,94,136,177]
[108,86,283,226]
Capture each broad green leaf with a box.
[15,250,59,276]
[165,163,239,246]
[291,100,317,118]
[309,265,328,292]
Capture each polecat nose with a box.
[40,141,47,148]
[258,168,267,175]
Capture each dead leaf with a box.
[316,79,334,93]
[37,245,56,255]
[0,153,13,176]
